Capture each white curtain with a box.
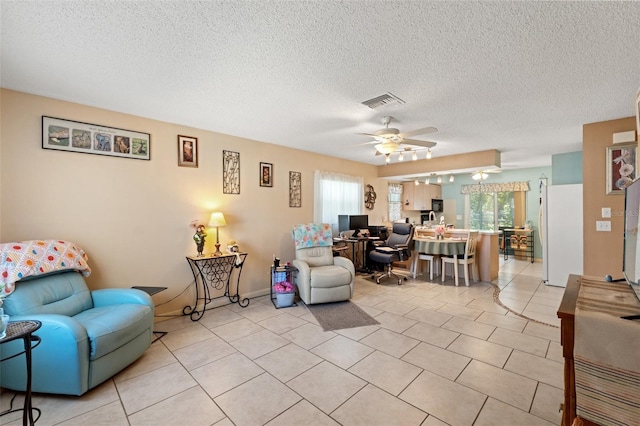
[314,170,364,234]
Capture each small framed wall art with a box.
[260,162,273,187]
[289,171,301,207]
[42,116,150,160]
[606,142,637,194]
[223,150,240,194]
[178,135,198,167]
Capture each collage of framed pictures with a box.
[42,116,150,160]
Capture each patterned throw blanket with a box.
[291,223,333,249]
[574,278,640,426]
[0,240,91,298]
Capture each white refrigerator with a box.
[541,183,584,287]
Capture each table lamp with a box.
[208,212,227,256]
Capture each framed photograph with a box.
[42,116,150,160]
[606,143,638,194]
[223,150,240,194]
[289,171,301,207]
[178,135,198,167]
[260,162,273,187]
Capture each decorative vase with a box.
[276,292,295,308]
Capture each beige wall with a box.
[0,89,388,315]
[583,116,637,278]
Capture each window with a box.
[469,192,495,230]
[313,171,363,233]
[388,183,402,222]
[497,191,515,228]
[467,191,516,230]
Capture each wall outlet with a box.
[602,207,611,218]
[456,215,462,220]
[596,221,611,231]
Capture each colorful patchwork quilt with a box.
[0,240,91,299]
[292,223,333,249]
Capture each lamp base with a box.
[214,243,222,256]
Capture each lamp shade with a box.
[472,172,489,181]
[375,141,398,155]
[208,212,227,227]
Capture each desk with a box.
[345,237,379,273]
[0,320,42,426]
[184,253,249,321]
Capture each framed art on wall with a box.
[606,142,637,194]
[223,150,240,194]
[289,171,301,207]
[178,135,198,167]
[42,116,150,160]
[260,162,273,187]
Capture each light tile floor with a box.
[0,258,563,426]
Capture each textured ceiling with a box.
[2,1,639,176]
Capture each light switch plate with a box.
[596,221,611,231]
[602,207,612,218]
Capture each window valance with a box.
[461,181,530,194]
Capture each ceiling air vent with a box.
[361,92,405,109]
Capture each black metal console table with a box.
[184,253,249,320]
[0,320,42,426]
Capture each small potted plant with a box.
[273,280,296,308]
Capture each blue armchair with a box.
[0,270,154,396]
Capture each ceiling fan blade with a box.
[399,126,438,138]
[402,139,437,148]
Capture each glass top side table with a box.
[0,320,42,426]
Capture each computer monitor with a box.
[349,215,368,235]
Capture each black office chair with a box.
[369,223,414,285]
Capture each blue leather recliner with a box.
[0,270,154,396]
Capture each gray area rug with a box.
[307,300,380,331]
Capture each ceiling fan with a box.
[358,116,438,156]
[472,170,501,181]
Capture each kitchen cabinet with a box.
[402,182,441,211]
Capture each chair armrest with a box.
[333,256,355,275]
[375,246,399,253]
[91,288,153,308]
[0,314,91,395]
[388,244,410,261]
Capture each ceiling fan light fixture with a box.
[472,172,489,181]
[426,148,432,159]
[375,141,397,155]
